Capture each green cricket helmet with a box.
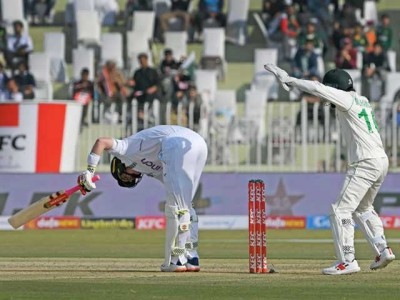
[322,69,354,91]
[110,157,143,188]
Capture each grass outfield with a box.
[0,229,399,300]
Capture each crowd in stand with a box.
[0,0,396,131]
[262,0,392,101]
[0,20,35,101]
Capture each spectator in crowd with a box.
[24,0,56,24]
[0,63,9,101]
[298,20,324,55]
[13,62,36,100]
[160,49,181,102]
[352,23,368,53]
[262,0,285,24]
[186,85,203,131]
[72,68,95,126]
[126,0,152,15]
[131,53,161,125]
[336,38,357,69]
[306,0,331,32]
[363,42,390,99]
[292,39,319,79]
[97,60,128,122]
[364,20,377,53]
[4,79,23,101]
[0,22,7,66]
[268,4,300,60]
[193,0,225,40]
[332,21,344,51]
[6,21,33,72]
[338,2,357,28]
[160,0,191,38]
[376,14,392,52]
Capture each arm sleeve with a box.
[290,78,354,110]
[107,138,128,156]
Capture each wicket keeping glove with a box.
[264,63,294,91]
[78,170,96,195]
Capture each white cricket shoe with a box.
[370,247,395,270]
[322,260,360,275]
[160,263,187,272]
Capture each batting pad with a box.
[329,211,355,262]
[353,209,387,256]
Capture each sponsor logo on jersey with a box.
[141,158,162,171]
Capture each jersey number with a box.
[358,108,378,133]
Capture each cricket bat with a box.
[8,175,100,229]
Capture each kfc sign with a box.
[380,216,400,229]
[136,216,166,230]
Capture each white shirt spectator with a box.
[7,34,33,54]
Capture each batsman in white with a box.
[78,125,208,272]
[264,63,395,275]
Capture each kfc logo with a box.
[136,216,166,229]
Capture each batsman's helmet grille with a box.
[110,157,143,188]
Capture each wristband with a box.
[87,152,100,173]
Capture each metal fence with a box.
[76,98,400,173]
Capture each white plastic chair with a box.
[363,0,378,25]
[126,31,150,58]
[73,48,95,80]
[164,32,187,60]
[44,32,65,60]
[387,50,396,72]
[44,32,68,82]
[344,69,362,94]
[74,0,95,12]
[76,10,101,45]
[203,28,225,58]
[30,53,53,99]
[195,70,218,105]
[101,33,123,68]
[1,0,24,24]
[132,11,156,41]
[226,0,249,45]
[30,53,51,82]
[252,48,279,99]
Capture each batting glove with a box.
[264,63,294,91]
[78,170,96,195]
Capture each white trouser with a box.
[160,127,208,265]
[330,157,389,262]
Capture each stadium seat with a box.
[29,53,53,99]
[153,0,172,16]
[252,48,279,100]
[363,0,378,25]
[164,32,188,60]
[344,69,362,94]
[225,0,250,46]
[387,50,396,72]
[194,70,218,106]
[126,31,152,73]
[101,33,123,68]
[201,28,226,80]
[243,89,267,143]
[73,48,95,80]
[132,11,156,42]
[74,0,95,13]
[76,11,101,46]
[1,0,24,25]
[381,72,400,104]
[44,32,68,83]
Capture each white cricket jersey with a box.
[108,125,189,180]
[291,79,387,164]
